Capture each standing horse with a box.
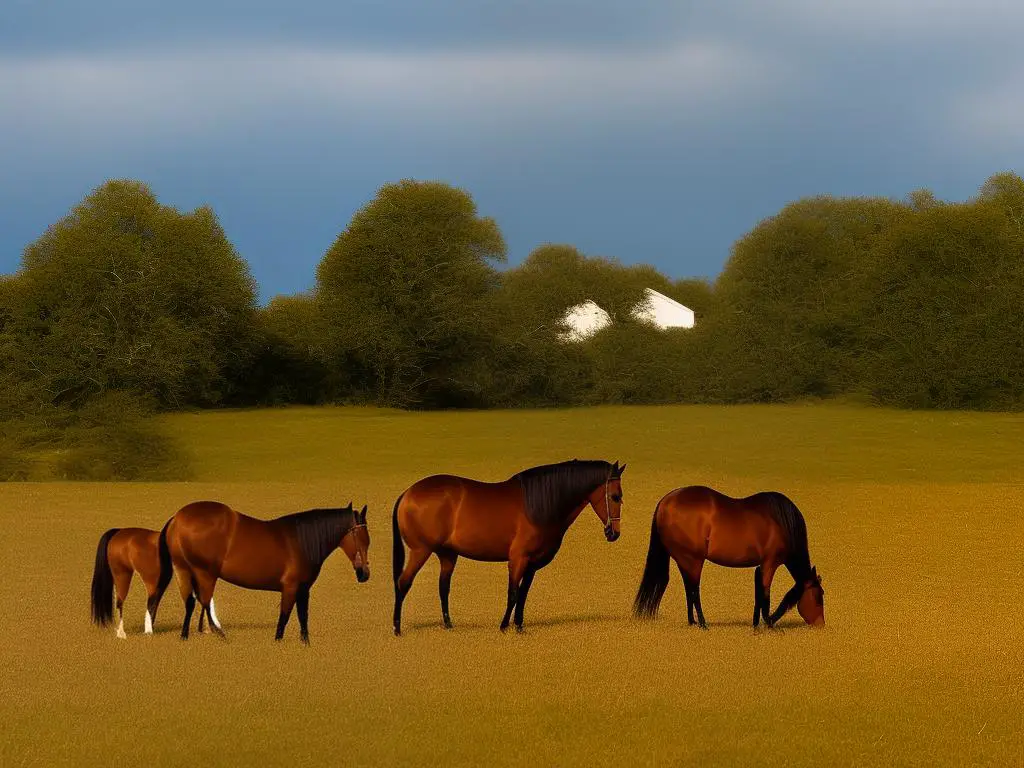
[633,486,824,628]
[157,501,369,643]
[392,459,626,635]
[90,527,213,638]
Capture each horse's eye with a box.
[612,494,622,503]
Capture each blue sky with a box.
[2,1,1022,302]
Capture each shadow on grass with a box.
[405,611,621,632]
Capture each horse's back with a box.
[120,528,160,582]
[170,501,237,569]
[399,474,521,560]
[656,486,779,567]
[107,527,157,573]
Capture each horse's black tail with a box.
[392,493,406,586]
[633,509,670,619]
[156,519,174,599]
[90,528,120,626]
[764,492,810,575]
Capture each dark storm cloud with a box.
[1,1,1022,300]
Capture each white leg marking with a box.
[116,617,127,640]
[144,610,153,635]
[208,597,221,630]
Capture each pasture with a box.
[1,404,1022,766]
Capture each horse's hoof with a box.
[499,623,510,633]
[515,624,524,634]
[393,627,402,637]
[443,621,453,630]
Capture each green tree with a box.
[237,292,340,405]
[316,180,506,407]
[709,196,906,401]
[865,191,1024,409]
[5,180,258,408]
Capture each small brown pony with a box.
[157,501,370,643]
[90,527,212,638]
[392,459,626,635]
[633,486,824,628]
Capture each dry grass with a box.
[1,404,1022,766]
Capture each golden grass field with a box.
[1,404,1022,766]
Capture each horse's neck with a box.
[565,500,590,527]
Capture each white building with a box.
[632,288,695,329]
[560,288,695,341]
[560,300,612,341]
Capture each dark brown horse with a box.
[633,486,824,628]
[157,501,370,643]
[90,527,212,638]
[392,459,626,635]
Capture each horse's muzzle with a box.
[605,528,620,543]
[356,567,370,583]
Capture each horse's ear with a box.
[618,462,627,476]
[360,504,368,521]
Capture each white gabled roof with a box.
[560,288,695,342]
[632,288,695,329]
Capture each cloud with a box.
[762,0,1024,38]
[949,72,1024,147]
[0,41,792,150]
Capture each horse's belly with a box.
[446,532,512,562]
[707,552,761,569]
[216,565,282,591]
[218,536,288,590]
[706,539,762,569]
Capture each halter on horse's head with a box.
[600,461,627,542]
[339,503,371,582]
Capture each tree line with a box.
[2,173,1022,478]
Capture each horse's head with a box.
[590,461,626,542]
[797,566,825,626]
[340,504,371,583]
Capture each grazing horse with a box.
[158,501,370,643]
[633,486,824,628]
[90,527,213,638]
[392,459,626,635]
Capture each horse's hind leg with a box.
[679,559,707,629]
[176,567,197,640]
[438,552,458,629]
[193,571,225,638]
[144,587,159,635]
[113,567,133,639]
[675,561,696,626]
[393,546,431,636]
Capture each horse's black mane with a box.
[513,459,616,526]
[277,507,356,572]
[760,492,813,580]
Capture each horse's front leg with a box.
[276,584,298,641]
[513,566,537,632]
[500,555,529,632]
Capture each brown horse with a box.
[633,486,824,628]
[90,527,212,638]
[392,459,626,635]
[157,501,369,643]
